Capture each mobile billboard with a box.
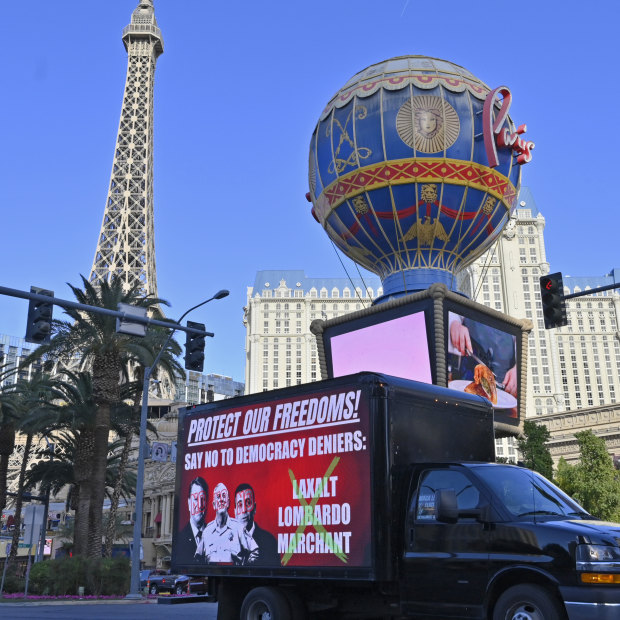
[312,285,526,433]
[174,382,372,569]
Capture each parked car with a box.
[140,568,167,590]
[173,575,209,596]
[146,570,179,595]
[146,570,208,596]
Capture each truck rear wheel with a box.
[493,584,564,620]
[240,586,292,620]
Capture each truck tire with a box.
[175,584,186,596]
[240,586,292,620]
[149,584,159,595]
[493,584,564,620]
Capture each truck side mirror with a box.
[435,489,458,523]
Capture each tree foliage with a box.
[555,430,620,521]
[27,275,170,558]
[516,419,554,480]
[8,274,181,560]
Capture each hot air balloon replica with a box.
[308,56,534,435]
[308,55,533,301]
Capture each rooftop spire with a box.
[122,0,163,55]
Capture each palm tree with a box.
[30,369,98,556]
[27,274,171,558]
[103,328,184,557]
[3,374,58,567]
[25,428,141,554]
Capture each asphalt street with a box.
[0,599,219,619]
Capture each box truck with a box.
[172,373,620,619]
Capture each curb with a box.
[0,598,158,606]
[157,595,215,605]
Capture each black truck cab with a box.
[401,461,620,619]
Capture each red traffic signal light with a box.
[539,272,567,329]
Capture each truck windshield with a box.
[472,465,590,519]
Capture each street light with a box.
[127,289,229,598]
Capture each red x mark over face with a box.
[189,490,206,516]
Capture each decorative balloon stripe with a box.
[316,158,516,224]
[320,74,489,120]
[337,197,494,245]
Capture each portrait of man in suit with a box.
[176,476,209,564]
[234,482,279,566]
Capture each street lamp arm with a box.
[127,288,229,599]
[148,290,229,373]
[177,289,229,324]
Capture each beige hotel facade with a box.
[243,188,620,466]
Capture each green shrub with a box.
[98,557,130,595]
[1,566,25,594]
[28,560,54,595]
[6,556,131,597]
[56,556,89,595]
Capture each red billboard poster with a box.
[176,384,372,569]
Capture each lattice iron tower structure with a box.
[89,1,163,297]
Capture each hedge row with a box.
[5,557,131,597]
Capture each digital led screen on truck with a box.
[175,384,372,570]
[445,302,521,428]
[322,299,434,384]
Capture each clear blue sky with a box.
[1,1,618,383]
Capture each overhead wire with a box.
[329,238,372,308]
[472,236,501,302]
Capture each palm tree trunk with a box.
[88,353,120,559]
[8,433,33,568]
[73,428,95,556]
[87,402,111,559]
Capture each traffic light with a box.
[539,272,567,329]
[184,321,206,372]
[25,287,54,344]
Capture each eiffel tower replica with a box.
[89,0,163,297]
[89,1,176,400]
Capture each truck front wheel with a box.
[493,584,564,620]
[240,586,292,620]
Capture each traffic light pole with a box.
[1,282,227,594]
[563,281,620,300]
[540,274,620,329]
[127,290,228,598]
[0,285,213,339]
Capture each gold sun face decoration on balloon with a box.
[396,95,460,153]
